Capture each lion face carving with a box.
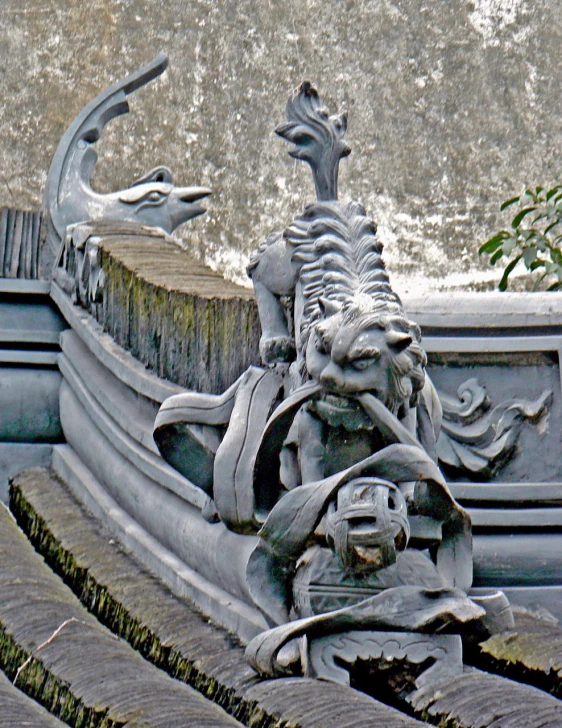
[303,297,427,425]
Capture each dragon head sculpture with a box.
[42,52,210,267]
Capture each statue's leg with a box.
[297,408,326,483]
[253,280,295,364]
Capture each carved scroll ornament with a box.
[437,377,552,477]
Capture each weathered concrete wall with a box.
[1,0,561,292]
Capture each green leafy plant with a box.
[479,184,562,291]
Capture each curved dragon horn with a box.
[42,52,169,254]
[275,81,351,202]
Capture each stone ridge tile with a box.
[477,610,562,696]
[245,678,425,728]
[0,667,67,728]
[0,502,243,728]
[411,668,562,728]
[99,235,255,300]
[10,468,258,695]
[98,241,261,394]
[10,467,428,728]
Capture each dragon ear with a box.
[318,297,341,318]
[132,166,173,186]
[385,330,412,352]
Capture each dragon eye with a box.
[148,192,162,202]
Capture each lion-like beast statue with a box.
[154,82,512,681]
[244,182,471,629]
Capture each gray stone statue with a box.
[42,53,211,300]
[154,82,514,691]
[43,52,210,278]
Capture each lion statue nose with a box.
[325,478,410,572]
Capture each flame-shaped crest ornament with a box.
[275,81,351,201]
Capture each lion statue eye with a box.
[314,331,330,355]
[351,357,376,371]
[149,191,163,202]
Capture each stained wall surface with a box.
[0,0,561,292]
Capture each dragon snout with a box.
[165,185,211,230]
[178,186,212,203]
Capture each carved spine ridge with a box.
[291,202,401,361]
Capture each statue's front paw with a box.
[260,335,296,365]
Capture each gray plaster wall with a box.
[1,0,561,291]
